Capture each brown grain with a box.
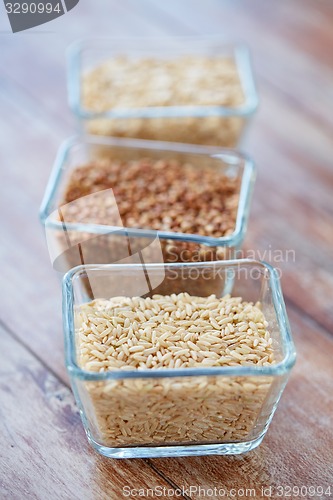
[61,157,239,239]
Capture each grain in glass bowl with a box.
[81,56,245,147]
[40,136,255,299]
[63,260,296,458]
[75,294,275,447]
[68,38,258,147]
[60,155,240,257]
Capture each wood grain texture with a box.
[0,0,333,498]
[0,324,180,500]
[150,307,333,496]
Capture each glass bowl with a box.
[67,37,258,147]
[63,259,296,458]
[40,135,256,287]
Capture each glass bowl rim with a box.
[67,36,259,120]
[39,134,256,246]
[63,258,296,381]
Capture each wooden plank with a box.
[146,0,333,130]
[243,86,333,333]
[0,83,69,379]
[0,0,163,122]
[244,0,333,67]
[150,306,333,495]
[0,323,180,500]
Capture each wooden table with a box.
[1,1,333,498]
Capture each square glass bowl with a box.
[63,259,296,458]
[40,135,256,290]
[67,37,258,147]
